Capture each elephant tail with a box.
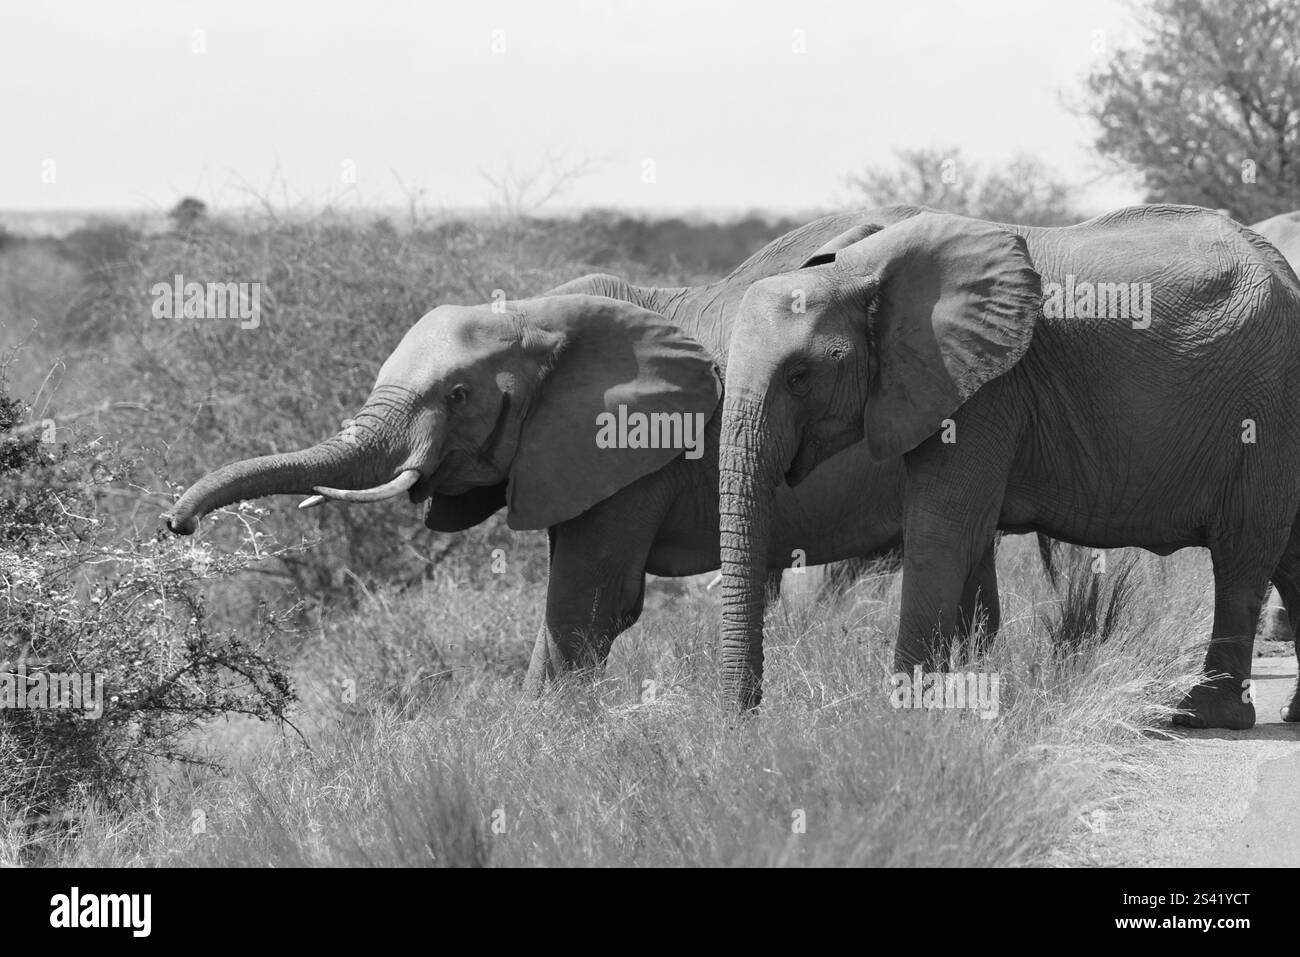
[1037,533,1059,589]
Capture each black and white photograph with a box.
[0,0,1292,916]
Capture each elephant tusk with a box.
[298,494,327,510]
[311,468,422,503]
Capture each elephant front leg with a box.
[956,538,1000,659]
[894,432,1010,673]
[522,568,647,696]
[523,620,571,697]
[521,497,660,697]
[523,529,562,696]
[896,513,1001,671]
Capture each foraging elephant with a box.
[166,208,996,692]
[717,204,1300,729]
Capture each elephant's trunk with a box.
[163,386,429,535]
[717,391,786,711]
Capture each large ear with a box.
[835,212,1041,461]
[423,482,506,531]
[798,206,934,268]
[505,295,721,531]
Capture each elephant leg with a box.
[523,530,560,697]
[894,425,1013,673]
[1173,538,1280,730]
[522,484,669,696]
[1268,531,1300,721]
[894,410,1013,670]
[956,538,1000,659]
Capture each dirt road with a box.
[1075,651,1300,867]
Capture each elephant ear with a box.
[423,482,507,531]
[799,206,934,268]
[835,212,1041,461]
[800,224,884,268]
[506,295,721,531]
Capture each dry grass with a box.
[16,537,1216,868]
[0,212,1229,867]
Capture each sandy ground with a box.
[1072,647,1300,866]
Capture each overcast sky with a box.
[2,0,1144,215]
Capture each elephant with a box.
[165,207,995,693]
[716,204,1300,729]
[1251,210,1300,643]
[1252,210,1300,268]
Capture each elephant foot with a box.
[1172,679,1255,730]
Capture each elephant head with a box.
[164,294,721,536]
[717,212,1041,709]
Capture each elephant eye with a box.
[446,385,469,410]
[785,368,810,394]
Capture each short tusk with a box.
[311,468,421,503]
[298,494,327,510]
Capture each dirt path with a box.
[1198,656,1300,866]
[1074,652,1300,867]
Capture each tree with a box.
[845,147,1081,226]
[168,196,207,231]
[479,152,597,219]
[1083,0,1300,222]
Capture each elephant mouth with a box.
[408,471,439,503]
[419,454,480,501]
[785,441,819,487]
[785,425,861,487]
[429,480,474,497]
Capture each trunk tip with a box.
[163,510,198,536]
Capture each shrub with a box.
[0,375,296,816]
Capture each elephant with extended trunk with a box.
[165,208,1006,692]
[718,204,1300,729]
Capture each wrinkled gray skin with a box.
[1251,211,1300,643]
[165,208,1003,693]
[719,204,1300,729]
[1253,211,1300,269]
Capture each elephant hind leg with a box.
[1173,537,1280,730]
